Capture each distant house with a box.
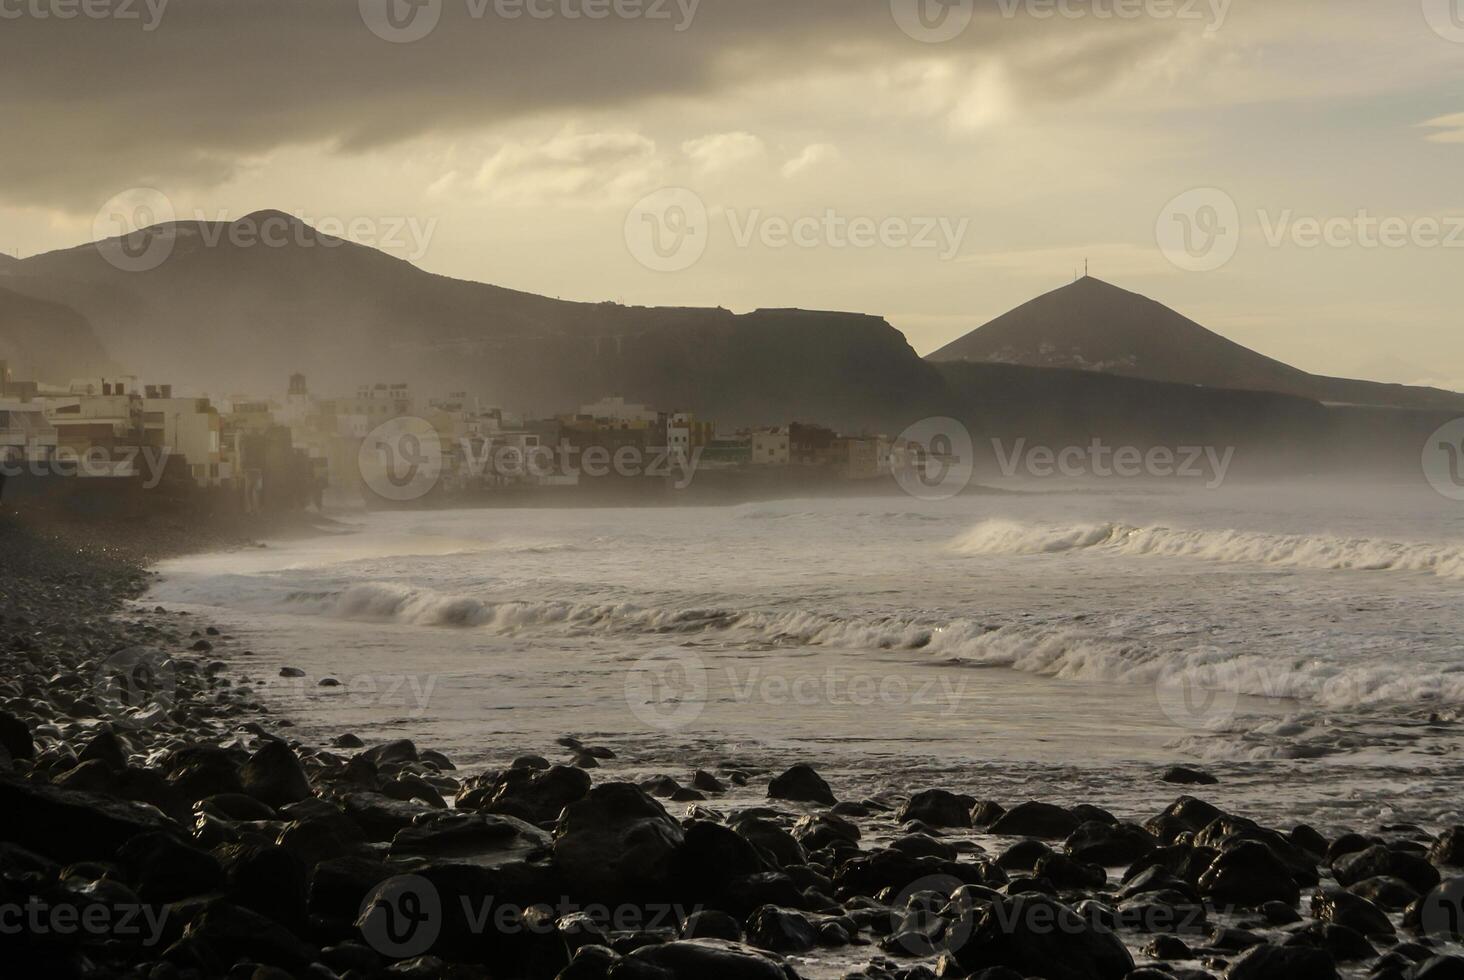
[0,400,58,468]
[749,429,790,465]
[789,422,839,466]
[142,388,224,486]
[835,436,885,480]
[666,412,713,455]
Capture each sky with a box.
[2,0,1463,386]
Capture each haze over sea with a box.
[147,482,1464,832]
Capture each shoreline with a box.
[2,512,1462,979]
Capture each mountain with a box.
[929,276,1464,411]
[0,285,119,384]
[3,211,945,428]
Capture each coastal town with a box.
[0,360,913,513]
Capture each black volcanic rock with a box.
[1226,942,1339,980]
[897,788,976,827]
[767,765,836,806]
[1199,841,1300,908]
[619,938,800,980]
[553,783,684,902]
[0,776,180,862]
[952,893,1134,980]
[239,740,313,807]
[989,801,1080,839]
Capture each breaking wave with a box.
[273,582,1464,710]
[952,519,1464,578]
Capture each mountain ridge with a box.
[0,285,119,383]
[929,276,1464,411]
[2,211,946,428]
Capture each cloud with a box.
[0,0,1259,210]
[682,132,766,173]
[469,128,661,205]
[1420,112,1464,143]
[781,143,841,179]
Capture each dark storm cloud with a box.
[0,0,1179,209]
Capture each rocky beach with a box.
[0,515,1461,980]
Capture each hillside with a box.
[0,285,118,384]
[3,212,946,429]
[929,276,1464,411]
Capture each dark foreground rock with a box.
[767,764,836,806]
[953,893,1134,980]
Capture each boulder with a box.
[1431,829,1464,867]
[1347,875,1420,911]
[1310,888,1394,937]
[116,832,224,903]
[952,893,1134,980]
[217,842,309,930]
[834,849,1001,901]
[339,791,437,842]
[1199,841,1301,908]
[792,813,860,851]
[766,765,836,806]
[0,776,180,862]
[1149,797,1225,837]
[1162,766,1218,785]
[0,710,34,761]
[1410,956,1464,980]
[989,802,1080,840]
[239,741,312,808]
[897,789,976,828]
[1035,852,1107,891]
[1333,845,1440,896]
[618,938,800,980]
[553,783,685,902]
[1282,922,1375,963]
[1066,821,1160,866]
[463,765,591,824]
[745,905,820,953]
[671,821,770,901]
[683,909,744,941]
[177,901,318,971]
[1225,943,1339,980]
[732,817,806,869]
[390,811,552,869]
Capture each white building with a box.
[143,392,224,485]
[750,429,790,465]
[0,400,58,468]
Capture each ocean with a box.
[145,481,1464,834]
